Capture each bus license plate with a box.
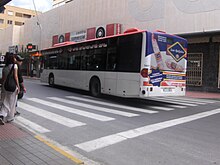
[163,88,172,92]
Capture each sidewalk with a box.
[186,91,220,99]
[0,123,82,165]
[23,76,40,80]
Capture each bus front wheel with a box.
[49,75,54,87]
[90,78,101,97]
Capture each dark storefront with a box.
[183,33,220,93]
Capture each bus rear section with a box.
[140,31,187,97]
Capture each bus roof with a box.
[42,28,186,51]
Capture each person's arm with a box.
[20,82,26,93]
[18,71,23,83]
[18,66,26,92]
[14,65,20,94]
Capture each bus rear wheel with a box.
[90,78,101,97]
[49,75,54,87]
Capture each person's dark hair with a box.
[4,52,15,66]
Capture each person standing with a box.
[14,55,26,116]
[0,53,20,125]
[16,55,26,93]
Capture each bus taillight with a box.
[141,68,148,78]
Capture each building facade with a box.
[1,0,220,92]
[0,5,39,30]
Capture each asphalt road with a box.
[15,79,220,165]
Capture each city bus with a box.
[40,28,187,98]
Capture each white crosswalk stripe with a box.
[153,97,207,105]
[157,97,216,104]
[146,96,217,107]
[167,105,187,109]
[19,102,86,128]
[48,97,140,117]
[146,98,198,107]
[148,106,174,111]
[15,116,51,133]
[27,98,115,121]
[66,96,158,114]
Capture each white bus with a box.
[40,28,187,98]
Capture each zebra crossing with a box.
[15,95,217,130]
[14,95,218,151]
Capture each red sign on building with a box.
[52,23,122,46]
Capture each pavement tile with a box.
[0,123,78,165]
[0,124,27,140]
[0,155,11,165]
[186,91,220,99]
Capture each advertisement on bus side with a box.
[146,32,187,87]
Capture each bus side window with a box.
[91,47,107,71]
[57,52,68,70]
[44,55,49,69]
[117,33,142,72]
[107,37,118,71]
[68,51,81,70]
[107,51,117,70]
[49,54,58,69]
[81,50,90,70]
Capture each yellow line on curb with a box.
[35,135,84,165]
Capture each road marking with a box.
[66,96,158,114]
[75,108,220,152]
[48,97,139,117]
[146,98,197,106]
[166,105,187,109]
[35,135,84,165]
[161,97,216,104]
[15,117,51,133]
[154,97,206,105]
[19,102,86,128]
[27,98,115,121]
[148,106,174,111]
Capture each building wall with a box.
[0,5,39,30]
[15,0,220,50]
[0,5,40,54]
[0,25,21,53]
[2,0,220,92]
[2,0,220,50]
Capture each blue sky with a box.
[8,0,53,12]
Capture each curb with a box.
[35,135,84,165]
[23,76,40,80]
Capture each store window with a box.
[186,53,203,86]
